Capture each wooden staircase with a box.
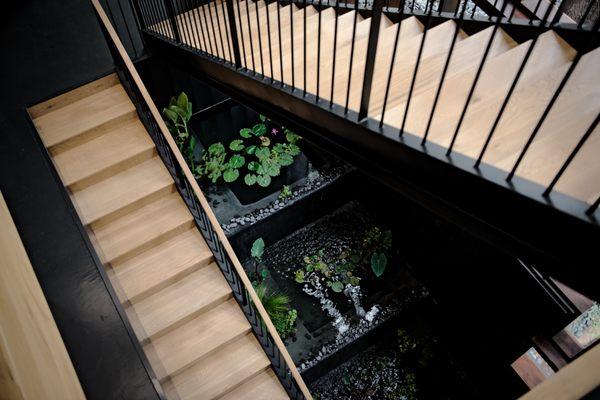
[155,0,600,209]
[29,73,289,400]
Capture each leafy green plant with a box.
[360,227,392,277]
[195,114,302,188]
[295,250,360,293]
[253,282,298,339]
[279,185,292,200]
[294,226,393,297]
[163,92,192,150]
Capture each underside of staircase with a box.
[29,73,289,400]
[148,0,600,212]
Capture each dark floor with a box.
[0,1,158,399]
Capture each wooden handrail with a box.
[90,1,312,398]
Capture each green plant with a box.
[360,227,393,277]
[163,92,192,150]
[195,115,302,188]
[163,92,199,171]
[295,250,360,293]
[279,185,292,200]
[254,282,298,339]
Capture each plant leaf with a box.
[244,173,257,186]
[285,130,301,143]
[259,114,267,122]
[256,174,271,187]
[256,147,270,160]
[163,108,178,124]
[248,161,260,172]
[265,163,280,177]
[229,154,245,169]
[251,238,265,259]
[278,153,294,166]
[252,123,267,137]
[371,252,387,277]
[246,145,257,155]
[229,139,245,151]
[331,281,344,293]
[240,128,253,138]
[177,92,188,111]
[259,136,271,147]
[208,142,225,155]
[223,168,239,183]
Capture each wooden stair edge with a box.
[28,73,119,119]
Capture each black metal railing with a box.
[129,0,600,224]
[92,1,308,398]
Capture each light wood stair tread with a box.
[71,156,173,225]
[128,262,232,341]
[93,192,194,264]
[29,73,119,118]
[110,228,213,304]
[368,26,515,117]
[146,298,251,380]
[387,30,575,143]
[34,84,136,148]
[220,369,289,400]
[51,118,155,189]
[164,333,272,400]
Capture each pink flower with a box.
[271,127,279,135]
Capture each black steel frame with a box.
[107,0,600,295]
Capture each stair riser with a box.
[124,254,214,304]
[46,110,138,154]
[105,218,195,266]
[154,326,252,382]
[211,364,271,400]
[136,291,233,345]
[67,147,157,191]
[85,183,175,228]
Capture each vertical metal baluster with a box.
[146,0,162,35]
[181,0,195,46]
[193,0,209,53]
[303,0,308,96]
[212,0,228,60]
[186,0,201,49]
[116,0,138,58]
[316,0,323,101]
[245,0,257,72]
[543,113,600,197]
[587,195,600,216]
[508,3,516,21]
[422,0,466,144]
[379,0,406,127]
[446,0,509,156]
[577,0,595,28]
[357,0,385,120]
[531,0,543,24]
[399,0,435,136]
[277,0,284,84]
[133,0,149,30]
[201,0,215,55]
[235,0,248,68]
[471,3,477,17]
[152,0,168,37]
[221,0,235,62]
[165,0,183,41]
[265,0,275,81]
[508,17,600,181]
[550,0,568,25]
[255,0,266,76]
[475,0,556,168]
[344,0,359,113]
[329,0,341,107]
[207,0,222,57]
[290,0,295,89]
[225,0,243,67]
